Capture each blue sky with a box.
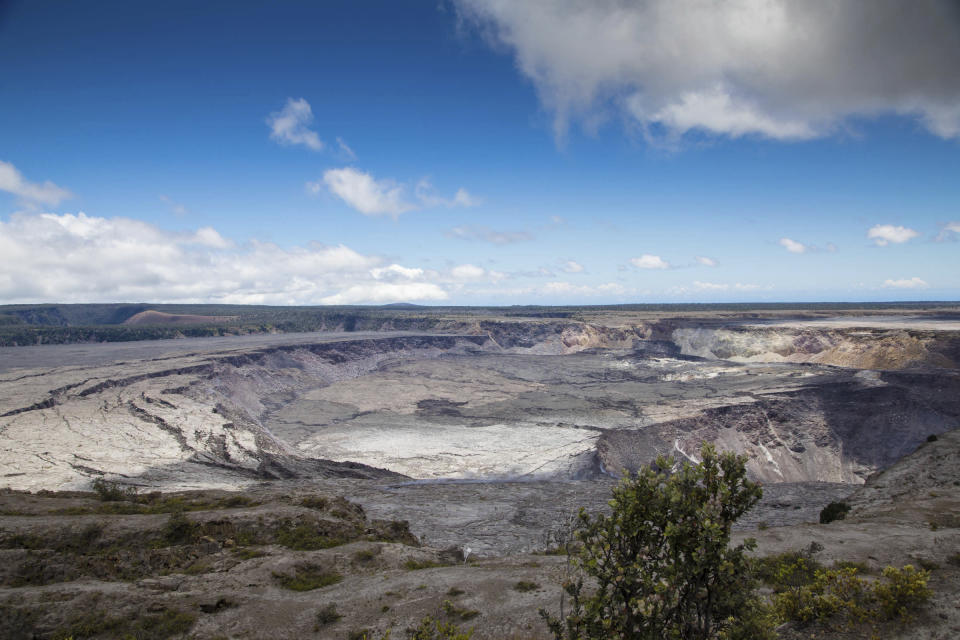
[1,0,958,305]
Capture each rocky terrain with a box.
[1,307,959,638]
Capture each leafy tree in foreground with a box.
[541,444,773,640]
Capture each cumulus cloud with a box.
[695,256,717,267]
[868,224,920,246]
[561,260,584,273]
[779,237,807,254]
[322,167,415,218]
[370,264,424,280]
[319,169,478,218]
[630,254,669,269]
[454,0,960,142]
[445,225,533,244]
[0,212,453,305]
[0,160,72,207]
[266,98,324,151]
[882,277,929,289]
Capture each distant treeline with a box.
[0,301,958,347]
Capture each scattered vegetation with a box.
[513,580,540,592]
[441,599,480,621]
[275,521,346,550]
[409,614,475,639]
[819,501,851,524]
[314,603,343,627]
[91,478,137,502]
[50,607,196,640]
[273,563,343,591]
[403,559,448,571]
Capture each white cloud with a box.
[451,263,486,280]
[415,179,481,208]
[370,264,424,280]
[319,282,447,305]
[695,256,717,267]
[322,167,415,218]
[693,281,762,292]
[0,160,72,207]
[936,221,960,242]
[445,225,533,244]
[191,226,232,249]
[455,0,960,142]
[779,237,807,254]
[319,169,478,217]
[336,137,357,160]
[882,277,929,289]
[561,260,584,273]
[266,98,324,151]
[630,254,669,269]
[0,212,455,305]
[867,224,920,246]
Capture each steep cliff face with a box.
[671,325,960,370]
[597,368,960,483]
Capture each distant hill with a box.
[123,310,238,326]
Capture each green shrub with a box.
[873,565,932,620]
[91,478,137,502]
[540,444,771,640]
[774,563,932,628]
[160,510,196,545]
[513,580,540,592]
[819,501,850,524]
[276,522,345,550]
[410,614,475,639]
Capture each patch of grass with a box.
[513,580,540,592]
[446,587,465,597]
[58,493,259,516]
[51,608,196,640]
[347,629,371,640]
[314,603,342,627]
[354,548,378,562]
[947,552,960,567]
[300,496,329,510]
[403,559,447,571]
[233,547,266,560]
[273,564,343,591]
[441,599,480,621]
[182,560,212,575]
[276,522,346,551]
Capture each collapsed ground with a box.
[2,308,960,637]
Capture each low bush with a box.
[819,501,850,524]
[513,580,540,592]
[91,478,137,502]
[273,564,342,591]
